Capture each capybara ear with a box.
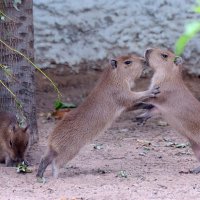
[23,125,30,133]
[8,124,16,134]
[174,56,183,66]
[110,59,117,69]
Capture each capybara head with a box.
[145,48,183,73]
[110,54,146,85]
[5,124,29,163]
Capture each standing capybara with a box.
[37,55,159,178]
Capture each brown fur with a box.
[0,112,29,166]
[141,48,200,173]
[36,54,159,178]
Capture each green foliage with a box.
[16,161,32,173]
[54,100,76,110]
[193,0,200,13]
[117,170,128,178]
[175,0,200,55]
[0,39,62,101]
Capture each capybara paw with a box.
[189,166,200,174]
[135,115,149,125]
[150,85,160,97]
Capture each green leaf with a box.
[194,6,200,13]
[54,100,62,110]
[193,0,200,13]
[54,100,76,110]
[16,100,23,109]
[175,35,190,56]
[175,21,200,55]
[16,161,32,173]
[62,102,76,108]
[185,21,200,36]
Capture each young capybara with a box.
[0,112,29,166]
[36,55,160,178]
[138,48,200,173]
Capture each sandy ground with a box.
[1,111,200,200]
[1,72,200,200]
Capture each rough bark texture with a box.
[0,0,38,143]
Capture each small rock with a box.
[93,144,103,150]
[157,120,168,126]
[175,143,189,148]
[139,152,146,156]
[117,170,128,178]
[137,139,151,146]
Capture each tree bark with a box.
[0,0,38,143]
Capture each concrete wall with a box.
[33,0,200,74]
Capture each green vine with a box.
[0,39,62,100]
[175,0,200,55]
[0,6,62,125]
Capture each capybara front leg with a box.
[188,139,200,174]
[36,148,57,178]
[52,159,60,178]
[5,156,15,167]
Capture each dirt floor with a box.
[1,69,200,200]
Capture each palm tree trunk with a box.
[0,0,38,143]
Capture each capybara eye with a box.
[124,61,132,65]
[161,54,168,59]
[9,140,13,148]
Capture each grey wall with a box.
[33,0,200,74]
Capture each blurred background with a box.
[33,0,200,73]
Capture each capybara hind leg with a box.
[135,111,152,125]
[189,166,200,174]
[136,107,160,125]
[188,139,200,174]
[52,159,59,178]
[36,155,53,178]
[36,148,57,178]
